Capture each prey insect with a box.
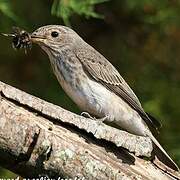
[1,27,32,53]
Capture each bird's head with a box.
[31,25,80,56]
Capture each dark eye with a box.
[51,31,59,38]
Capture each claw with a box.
[98,116,109,122]
[81,112,94,119]
[80,112,109,123]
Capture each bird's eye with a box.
[51,31,59,38]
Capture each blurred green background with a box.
[0,0,179,178]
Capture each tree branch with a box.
[0,81,179,179]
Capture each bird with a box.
[30,25,179,171]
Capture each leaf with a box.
[0,0,20,22]
[51,0,108,26]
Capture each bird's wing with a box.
[76,48,160,132]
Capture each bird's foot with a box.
[98,116,109,122]
[80,112,108,123]
[81,112,94,119]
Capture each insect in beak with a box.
[1,33,16,37]
[1,27,32,54]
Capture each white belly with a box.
[59,75,148,136]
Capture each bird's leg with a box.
[81,112,94,119]
[81,112,108,123]
[98,116,109,122]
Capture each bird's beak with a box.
[30,34,46,44]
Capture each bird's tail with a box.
[147,131,179,171]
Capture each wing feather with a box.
[76,48,160,133]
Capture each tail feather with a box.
[147,132,179,171]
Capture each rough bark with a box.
[0,81,179,179]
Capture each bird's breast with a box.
[49,54,148,136]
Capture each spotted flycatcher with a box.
[31,25,179,171]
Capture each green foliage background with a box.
[0,0,179,177]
